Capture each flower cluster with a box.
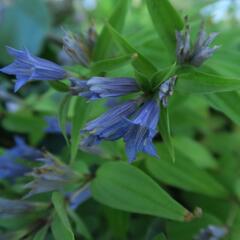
[0,19,218,162]
[78,76,177,162]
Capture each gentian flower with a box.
[80,75,176,162]
[0,137,41,180]
[0,47,67,92]
[124,99,160,162]
[24,156,80,198]
[70,77,140,100]
[194,225,228,240]
[105,97,121,108]
[81,100,139,147]
[176,19,219,67]
[63,27,96,67]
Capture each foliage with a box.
[0,0,240,239]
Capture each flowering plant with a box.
[0,0,239,239]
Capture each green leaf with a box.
[159,107,175,162]
[2,112,46,144]
[68,208,93,240]
[51,192,75,240]
[93,0,129,61]
[49,81,69,92]
[206,91,240,125]
[71,97,90,163]
[146,0,183,56]
[91,162,190,221]
[0,0,51,64]
[52,192,72,230]
[153,234,168,240]
[229,207,240,240]
[173,137,217,169]
[176,68,240,93]
[107,24,157,87]
[90,55,131,75]
[103,207,129,239]
[33,226,48,240]
[146,144,228,198]
[197,65,240,125]
[65,65,90,77]
[151,63,177,90]
[51,213,75,240]
[58,94,71,144]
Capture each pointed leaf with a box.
[173,137,217,169]
[51,192,75,240]
[58,94,71,144]
[107,24,157,87]
[71,97,91,163]
[91,162,190,221]
[177,68,240,93]
[68,209,93,240]
[33,226,48,240]
[206,91,240,125]
[90,55,131,75]
[51,213,75,240]
[159,107,175,162]
[146,144,228,198]
[146,0,183,56]
[93,0,129,61]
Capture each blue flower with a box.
[68,185,91,209]
[80,76,177,161]
[81,100,139,147]
[176,19,219,67]
[194,225,227,240]
[0,47,67,92]
[24,156,80,198]
[0,137,41,180]
[123,99,160,162]
[70,78,99,100]
[159,76,177,107]
[70,77,140,100]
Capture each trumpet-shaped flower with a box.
[124,99,160,162]
[81,100,139,146]
[70,77,139,100]
[0,47,67,91]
